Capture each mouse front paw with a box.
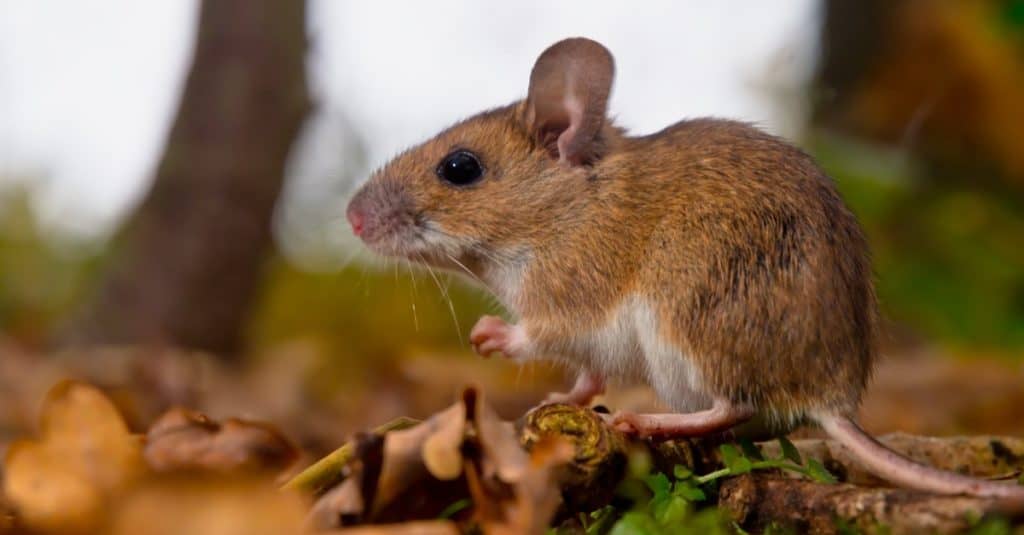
[469,315,529,361]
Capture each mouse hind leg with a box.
[545,371,606,405]
[611,398,755,439]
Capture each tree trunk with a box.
[814,0,894,126]
[66,0,310,357]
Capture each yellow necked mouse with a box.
[347,37,1024,499]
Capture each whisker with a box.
[405,261,421,330]
[445,253,487,288]
[418,253,464,345]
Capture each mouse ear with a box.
[525,37,614,166]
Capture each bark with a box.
[66,0,310,356]
[719,475,1007,535]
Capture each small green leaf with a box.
[778,436,803,465]
[720,444,753,474]
[652,495,689,526]
[609,511,661,535]
[643,472,672,498]
[437,497,471,519]
[806,458,837,484]
[739,438,765,461]
[673,481,707,502]
[672,464,693,480]
[720,444,741,466]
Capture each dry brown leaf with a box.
[465,430,574,535]
[144,407,298,474]
[309,405,461,529]
[420,401,466,481]
[373,401,463,512]
[322,520,459,535]
[108,476,307,535]
[308,477,365,530]
[487,437,574,535]
[470,389,528,484]
[309,387,570,532]
[2,380,145,534]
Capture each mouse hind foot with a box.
[610,398,755,439]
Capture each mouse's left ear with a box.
[524,37,614,166]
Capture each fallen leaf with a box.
[469,389,528,484]
[495,437,575,535]
[420,402,466,481]
[144,407,298,474]
[108,476,307,535]
[321,520,459,535]
[307,477,364,530]
[374,402,463,511]
[2,380,145,533]
[473,436,574,535]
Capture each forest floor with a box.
[1,340,1023,534]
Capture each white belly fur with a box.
[559,296,711,413]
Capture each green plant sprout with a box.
[566,437,837,535]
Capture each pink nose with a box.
[347,206,365,237]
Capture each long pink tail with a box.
[817,413,1024,499]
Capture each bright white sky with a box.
[0,0,819,237]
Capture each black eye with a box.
[437,150,484,186]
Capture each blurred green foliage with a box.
[812,131,1024,351]
[247,255,495,395]
[0,189,102,345]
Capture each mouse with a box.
[345,37,1024,499]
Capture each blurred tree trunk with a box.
[66,0,310,357]
[815,0,894,125]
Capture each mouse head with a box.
[346,37,616,271]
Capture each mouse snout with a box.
[345,180,416,254]
[346,203,366,237]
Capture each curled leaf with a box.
[144,407,298,474]
[2,380,145,534]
